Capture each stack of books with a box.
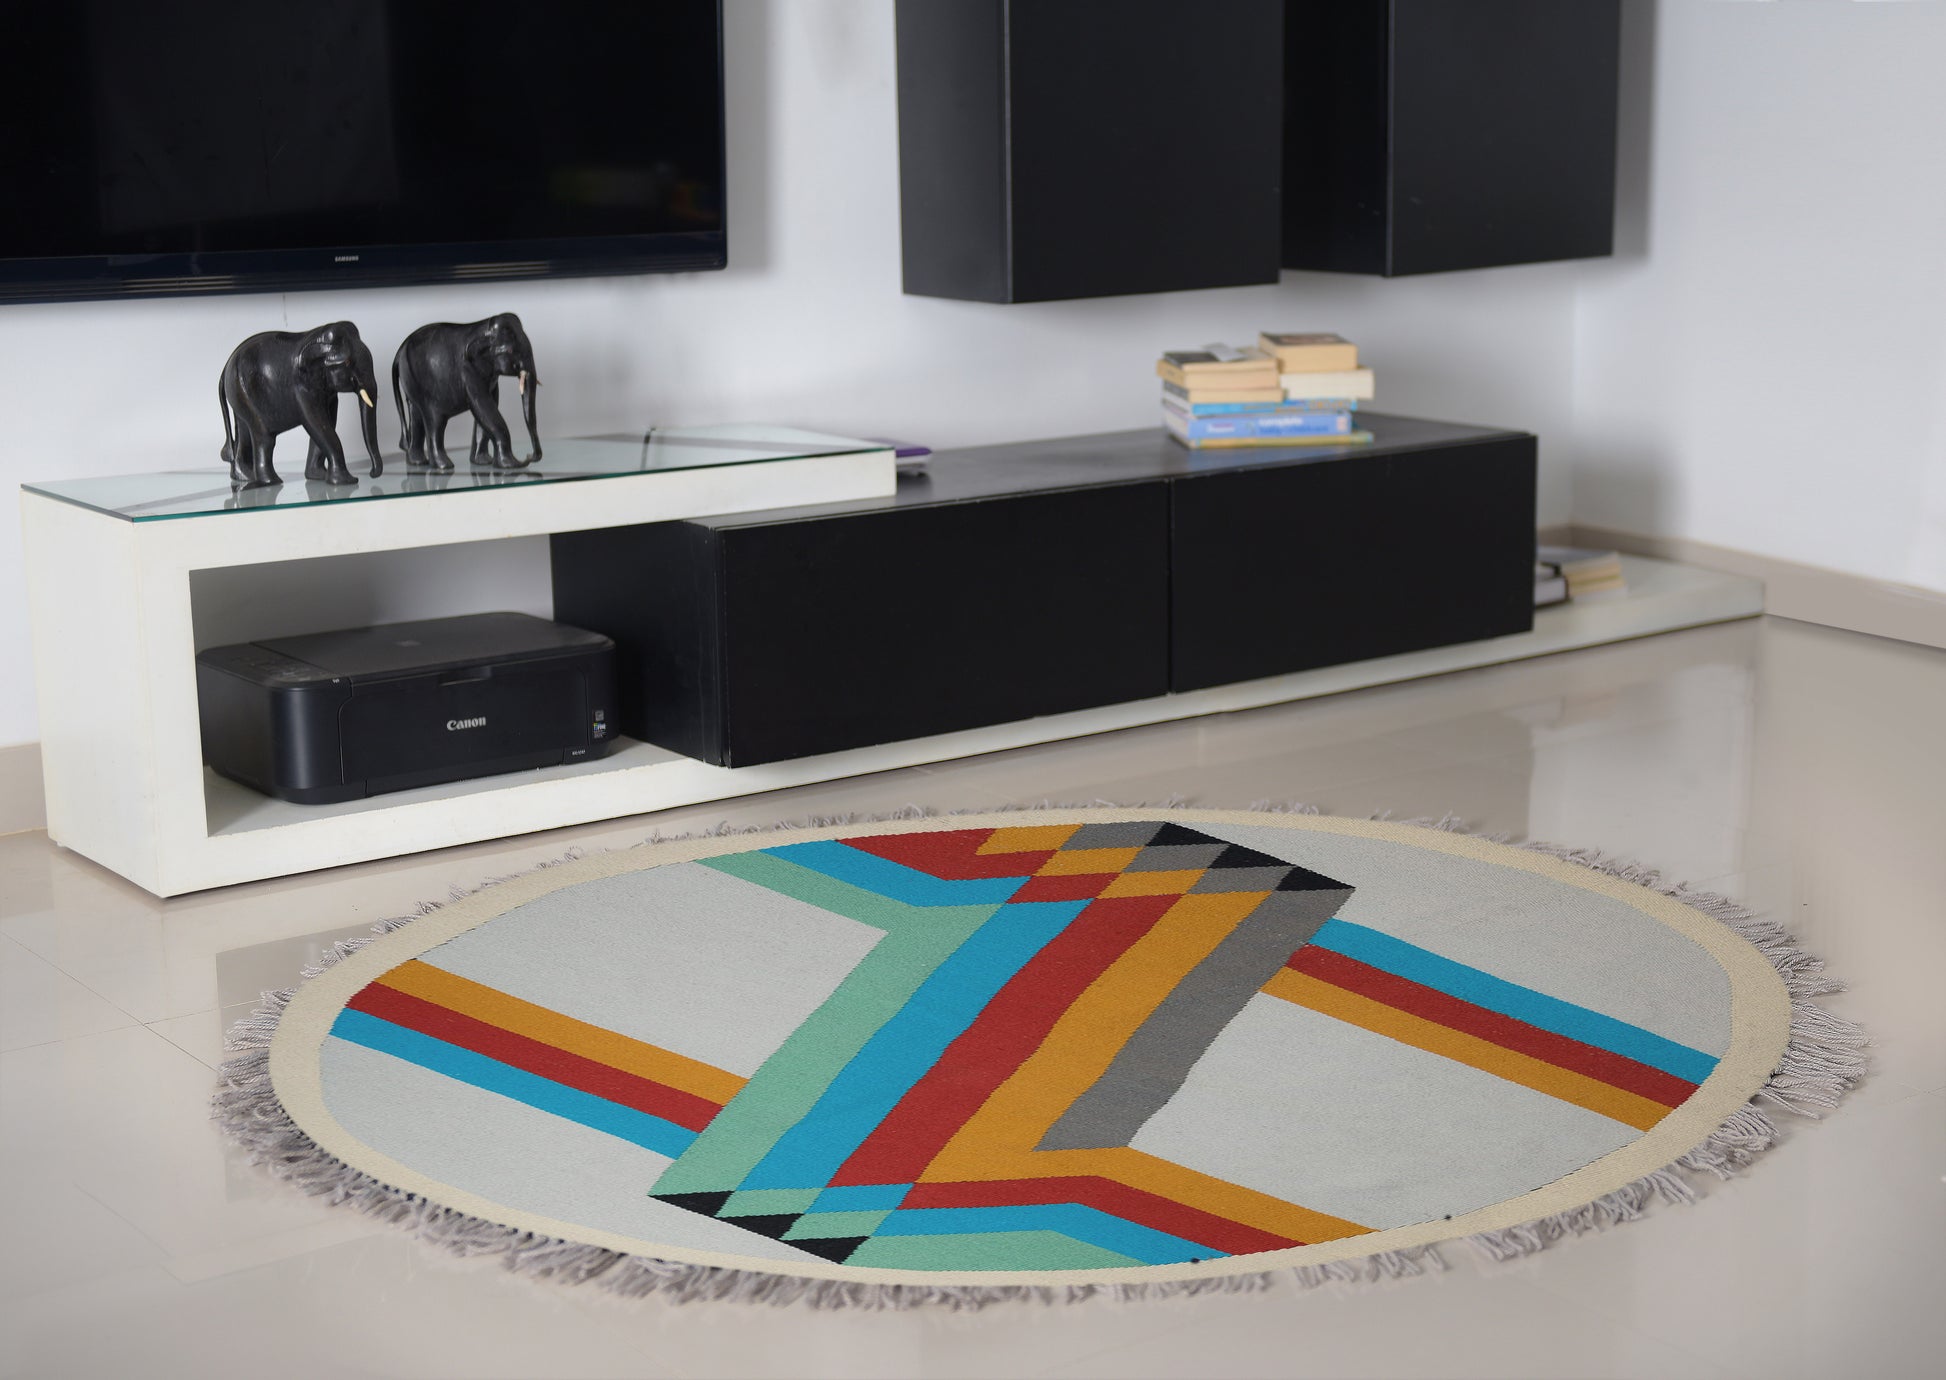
[1534,563,1570,609]
[1536,545,1627,606]
[1157,333,1375,448]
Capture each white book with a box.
[1280,367,1375,401]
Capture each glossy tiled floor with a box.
[1,615,1940,1380]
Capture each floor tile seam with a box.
[0,929,183,1024]
[67,1178,185,1266]
[145,1016,223,1071]
[1,1024,145,1057]
[0,932,151,1038]
[56,986,216,1032]
[74,1181,391,1295]
[78,1016,231,1076]
[162,1218,399,1288]
[0,1263,182,1323]
[0,927,78,976]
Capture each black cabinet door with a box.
[1282,0,1621,276]
[717,484,1171,765]
[897,0,1284,302]
[1170,440,1536,691]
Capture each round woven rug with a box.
[220,809,1864,1306]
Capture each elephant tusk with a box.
[358,389,375,408]
[519,371,527,396]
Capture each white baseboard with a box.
[0,742,44,836]
[1571,523,1946,653]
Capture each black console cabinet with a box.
[1171,432,1536,690]
[895,0,1284,302]
[551,417,1535,768]
[1282,0,1622,276]
[551,479,1170,767]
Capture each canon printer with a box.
[196,612,617,804]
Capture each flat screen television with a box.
[0,1,725,303]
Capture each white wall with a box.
[1573,0,1946,593]
[0,0,1591,748]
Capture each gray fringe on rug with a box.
[211,804,1870,1310]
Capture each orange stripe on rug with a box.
[977,823,1082,855]
[376,960,747,1106]
[911,889,1372,1244]
[1261,968,1672,1131]
[924,891,1268,1178]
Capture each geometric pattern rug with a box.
[229,809,1857,1303]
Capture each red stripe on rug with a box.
[1009,872,1119,903]
[841,830,1055,880]
[1286,947,1699,1108]
[345,982,727,1131]
[902,1175,1303,1254]
[829,893,1180,1187]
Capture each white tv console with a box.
[21,429,1762,898]
[20,429,896,896]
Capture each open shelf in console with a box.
[21,428,897,896]
[203,736,688,836]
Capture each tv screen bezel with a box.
[0,4,726,306]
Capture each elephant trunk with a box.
[520,363,542,465]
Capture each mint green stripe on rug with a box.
[698,849,960,930]
[842,1231,1145,1271]
[735,897,1088,1190]
[649,850,1000,1196]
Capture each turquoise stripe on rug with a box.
[812,1184,913,1212]
[735,898,1088,1190]
[328,1009,699,1158]
[1311,919,1719,1083]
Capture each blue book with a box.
[1162,409,1354,441]
[1161,392,1358,417]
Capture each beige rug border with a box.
[269,809,1793,1288]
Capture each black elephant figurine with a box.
[218,322,383,489]
[392,313,542,472]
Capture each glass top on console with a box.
[21,425,885,522]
